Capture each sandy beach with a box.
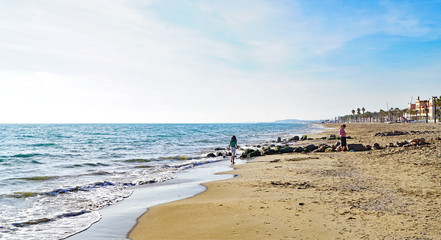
[129,123,441,239]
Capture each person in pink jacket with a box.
[340,124,347,151]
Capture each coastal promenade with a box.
[129,123,441,239]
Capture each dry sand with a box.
[129,123,441,239]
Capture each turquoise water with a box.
[0,123,319,239]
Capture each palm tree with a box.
[361,107,366,120]
[351,109,355,122]
[379,109,386,123]
[356,108,361,122]
[394,108,401,122]
[436,96,441,122]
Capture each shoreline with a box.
[129,123,441,239]
[67,123,319,239]
[66,159,240,239]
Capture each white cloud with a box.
[0,0,439,123]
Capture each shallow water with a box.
[0,123,318,239]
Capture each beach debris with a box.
[270,159,281,163]
[410,138,427,146]
[270,181,312,189]
[373,143,382,150]
[365,145,372,150]
[286,157,319,161]
[216,152,224,157]
[214,147,225,151]
[299,202,305,206]
[347,144,367,151]
[374,131,409,137]
[396,141,409,147]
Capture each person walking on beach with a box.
[340,124,347,151]
[228,135,238,165]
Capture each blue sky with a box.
[0,0,440,123]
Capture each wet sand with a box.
[129,123,441,239]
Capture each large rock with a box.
[244,149,255,155]
[294,147,303,153]
[301,135,307,141]
[279,146,295,153]
[248,150,262,157]
[263,148,277,155]
[277,137,282,143]
[304,144,318,152]
[347,144,366,151]
[291,136,300,141]
[207,153,216,158]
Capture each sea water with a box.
[0,123,319,239]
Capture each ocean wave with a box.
[12,210,90,228]
[8,192,40,198]
[134,165,154,169]
[123,158,153,163]
[159,156,190,161]
[12,153,42,158]
[13,176,58,181]
[62,164,84,168]
[82,162,110,167]
[5,179,156,200]
[30,143,57,147]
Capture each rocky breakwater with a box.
[204,132,439,160]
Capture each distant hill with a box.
[272,119,319,124]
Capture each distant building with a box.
[406,96,439,122]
